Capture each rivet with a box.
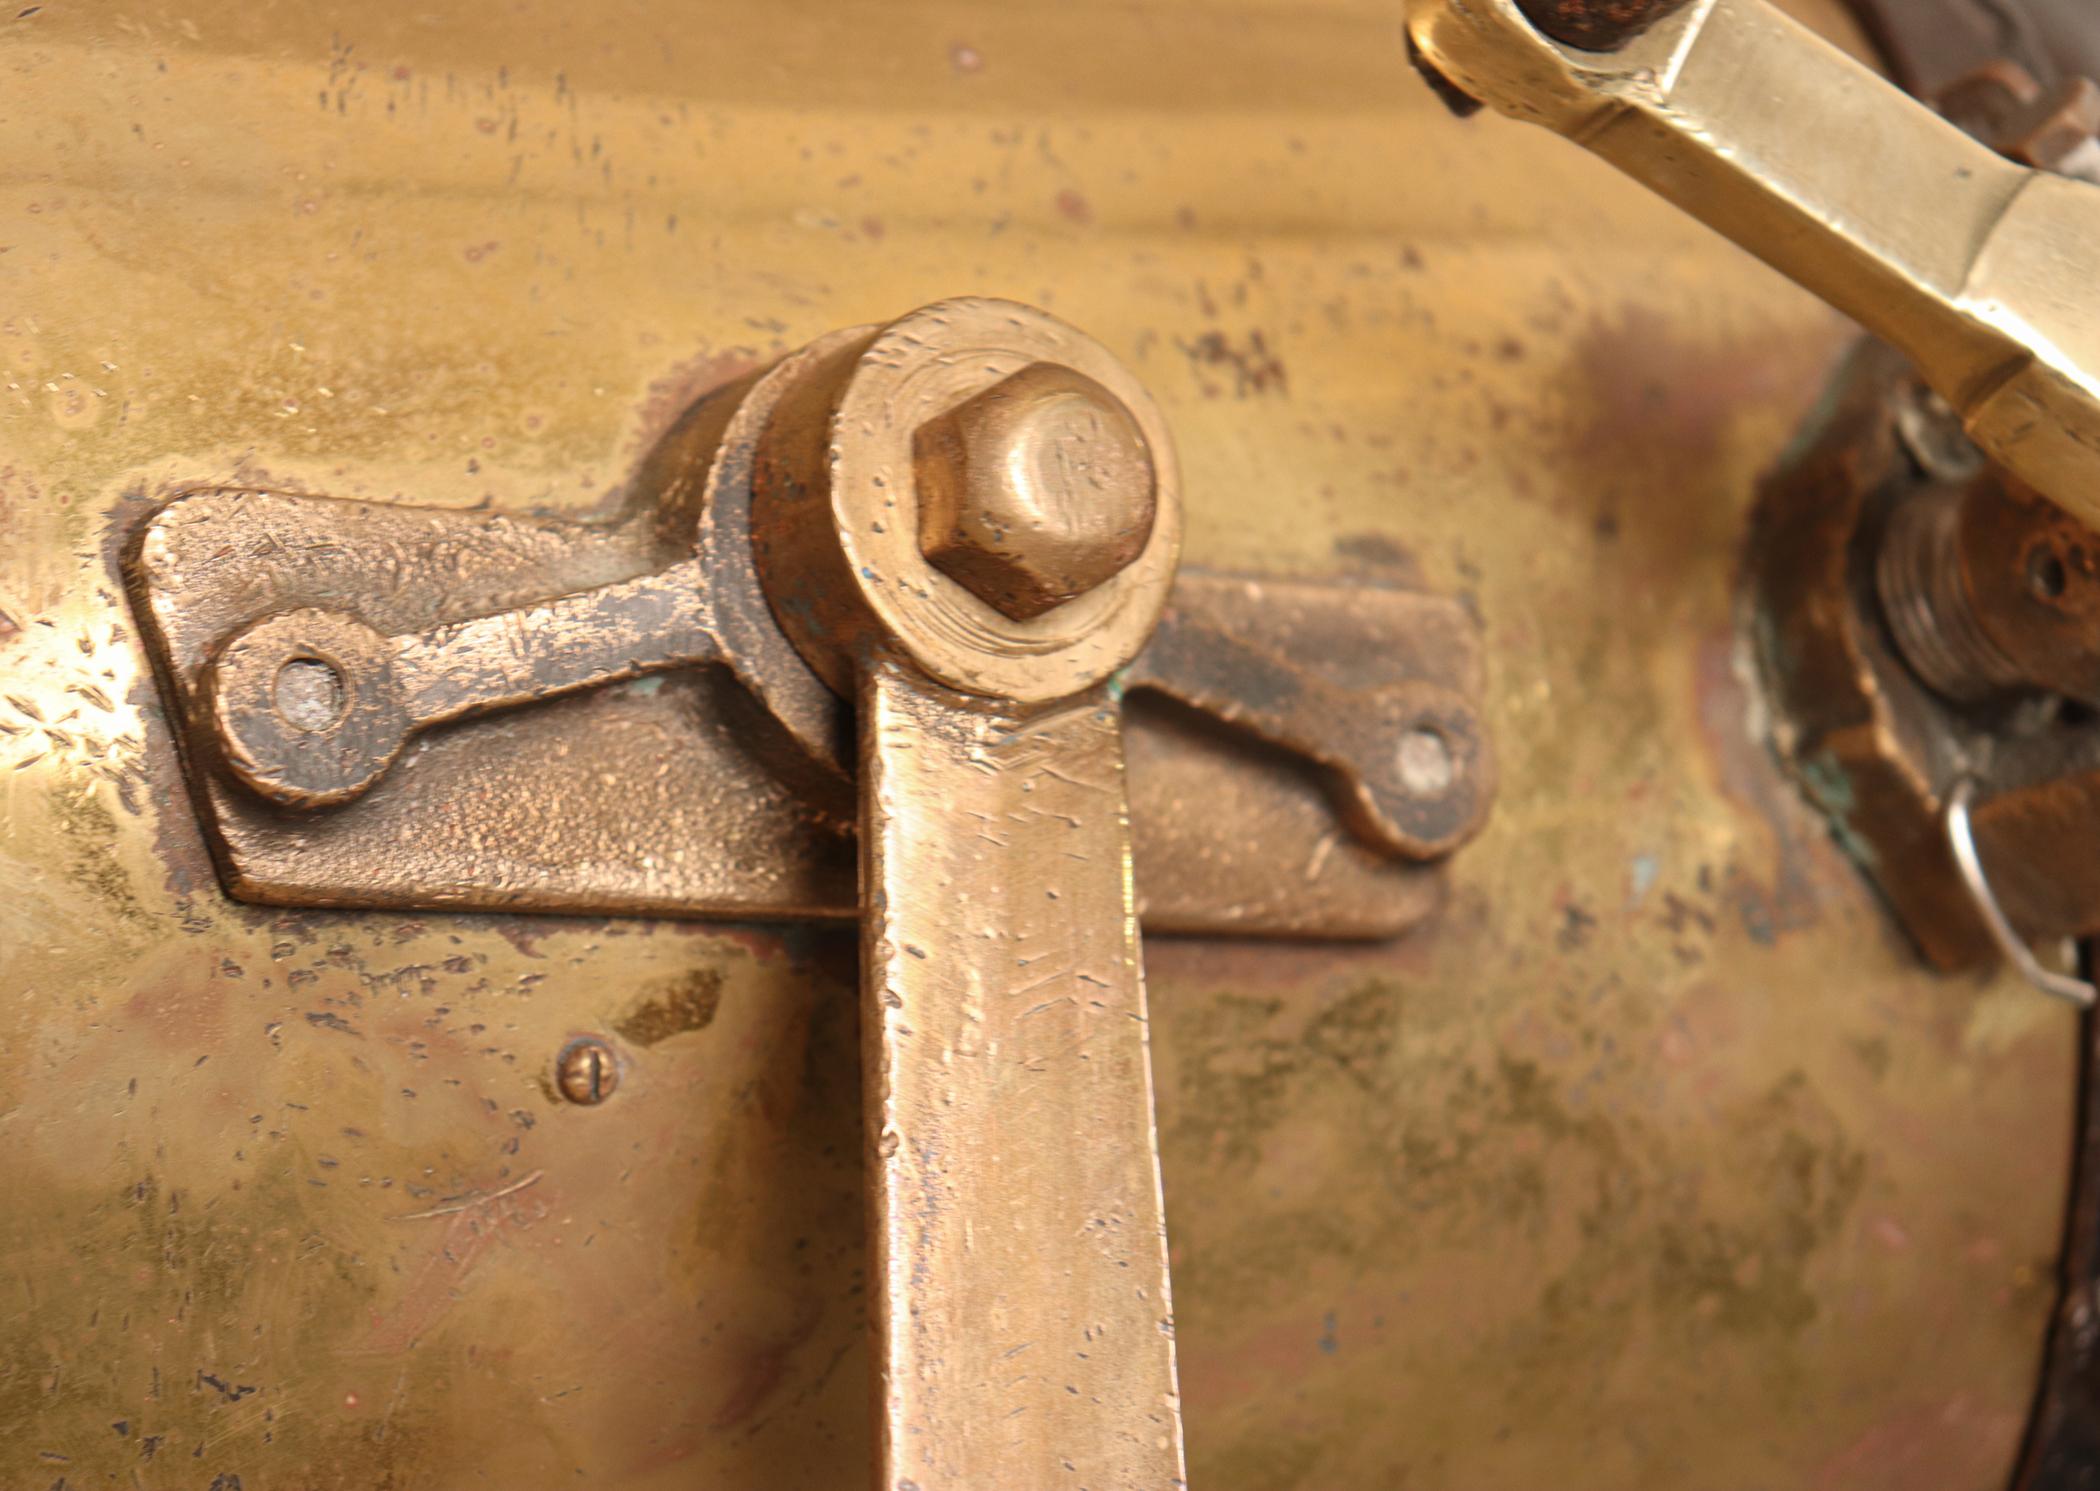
[1396,726,1456,798]
[273,655,347,733]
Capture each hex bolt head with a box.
[555,1036,618,1105]
[914,362,1158,622]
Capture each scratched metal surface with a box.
[0,0,2075,1486]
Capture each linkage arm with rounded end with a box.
[203,565,720,809]
[1406,0,2100,532]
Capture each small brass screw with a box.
[555,1036,618,1105]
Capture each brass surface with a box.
[749,299,1185,1486]
[1406,0,2100,535]
[0,0,2079,1486]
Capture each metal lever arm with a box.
[1406,0,2100,532]
[861,668,1184,1485]
[203,565,719,808]
[753,299,1189,1489]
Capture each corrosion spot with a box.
[614,967,725,1047]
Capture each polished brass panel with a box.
[0,0,2076,1487]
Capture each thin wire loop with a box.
[1945,776,2096,1007]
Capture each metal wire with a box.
[1945,776,2097,1007]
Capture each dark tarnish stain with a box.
[1168,982,1406,1167]
[1515,0,1693,49]
[1168,976,1868,1352]
[490,918,559,960]
[1329,531,1426,584]
[1641,1070,1867,1335]
[1557,901,1598,951]
[1556,308,1835,602]
[1179,330,1287,399]
[304,1010,360,1037]
[614,967,725,1047]
[1562,310,1839,478]
[1568,307,1771,467]
[196,1372,258,1403]
[626,346,769,469]
[710,1307,824,1431]
[1690,627,1827,944]
[51,786,154,930]
[1054,187,1092,225]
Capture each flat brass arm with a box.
[1406,0,2100,531]
[753,299,1189,1489]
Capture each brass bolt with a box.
[555,1036,618,1105]
[914,362,1157,621]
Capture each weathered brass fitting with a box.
[1406,0,2100,536]
[913,361,1158,622]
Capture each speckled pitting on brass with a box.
[0,0,2074,1486]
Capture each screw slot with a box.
[555,1037,618,1105]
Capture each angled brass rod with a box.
[1407,0,2100,531]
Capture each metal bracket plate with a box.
[130,486,1492,938]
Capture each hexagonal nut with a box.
[914,362,1158,621]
